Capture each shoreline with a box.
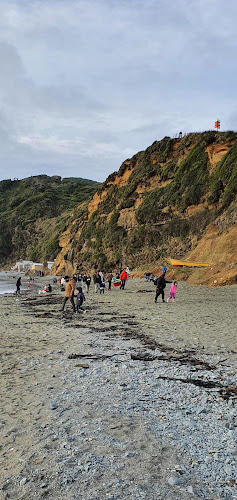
[1,279,236,499]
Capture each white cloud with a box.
[17,134,133,159]
[0,0,237,182]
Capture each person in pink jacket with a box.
[167,280,178,303]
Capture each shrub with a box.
[209,143,237,208]
[92,252,107,268]
[30,247,41,262]
[44,235,60,260]
[100,185,119,214]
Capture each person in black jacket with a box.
[15,277,21,294]
[154,273,171,303]
[94,272,101,293]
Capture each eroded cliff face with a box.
[53,132,237,285]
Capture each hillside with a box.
[0,175,100,267]
[52,131,237,285]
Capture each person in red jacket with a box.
[120,269,128,290]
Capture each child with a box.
[167,280,177,303]
[162,265,167,275]
[76,286,86,312]
[99,280,105,294]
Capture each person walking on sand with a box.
[106,271,113,291]
[85,274,91,293]
[120,268,128,290]
[75,286,86,312]
[154,273,171,303]
[15,276,21,294]
[82,273,87,293]
[167,280,178,303]
[94,272,101,293]
[61,276,76,312]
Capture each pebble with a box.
[2,279,237,500]
[168,477,184,486]
[19,478,28,486]
[224,465,233,475]
[50,401,58,410]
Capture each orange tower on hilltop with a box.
[214,119,220,131]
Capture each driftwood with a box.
[130,352,215,370]
[36,312,55,318]
[131,353,156,361]
[119,330,215,370]
[219,386,237,400]
[155,375,237,400]
[68,353,115,360]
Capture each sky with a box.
[0,0,237,183]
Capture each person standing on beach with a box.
[95,272,101,293]
[75,286,86,312]
[61,277,76,312]
[82,273,87,293]
[120,269,128,290]
[85,274,91,293]
[106,271,113,291]
[99,280,105,294]
[166,280,178,303]
[154,273,171,303]
[60,276,66,291]
[15,277,21,294]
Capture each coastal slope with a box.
[53,131,237,285]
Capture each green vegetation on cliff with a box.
[0,175,99,265]
[67,131,237,271]
[2,131,237,273]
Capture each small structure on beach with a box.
[14,260,33,272]
[47,261,55,270]
[13,260,47,275]
[31,263,44,273]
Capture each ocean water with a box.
[0,272,27,295]
[0,282,18,294]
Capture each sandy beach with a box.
[0,277,236,499]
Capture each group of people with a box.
[92,268,130,293]
[15,264,177,309]
[60,267,130,312]
[61,276,86,313]
[39,283,52,294]
[153,266,178,303]
[15,275,53,295]
[144,272,154,282]
[60,264,179,313]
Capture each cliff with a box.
[53,131,237,286]
[0,175,99,268]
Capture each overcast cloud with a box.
[0,0,236,182]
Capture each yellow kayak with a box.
[169,258,209,268]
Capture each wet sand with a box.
[0,278,236,499]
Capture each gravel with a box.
[1,277,236,499]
